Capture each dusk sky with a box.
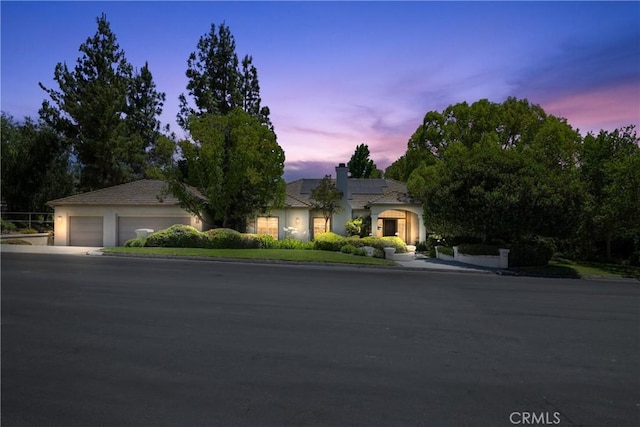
[2,1,639,181]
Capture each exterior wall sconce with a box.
[56,216,62,222]
[295,217,300,225]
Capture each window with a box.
[257,217,279,239]
[313,217,329,237]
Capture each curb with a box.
[98,251,491,274]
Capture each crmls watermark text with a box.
[509,412,561,425]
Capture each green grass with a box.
[512,258,640,279]
[103,247,396,266]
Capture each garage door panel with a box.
[69,216,104,247]
[117,216,191,246]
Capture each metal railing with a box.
[1,212,54,231]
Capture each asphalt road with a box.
[2,253,639,426]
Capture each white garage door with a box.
[69,216,104,247]
[117,216,191,246]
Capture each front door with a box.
[383,219,397,237]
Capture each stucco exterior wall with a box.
[53,205,200,247]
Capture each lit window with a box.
[313,217,329,237]
[257,217,278,239]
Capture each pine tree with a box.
[39,14,166,191]
[178,23,272,130]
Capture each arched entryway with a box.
[369,205,425,244]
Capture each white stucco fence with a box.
[436,246,510,269]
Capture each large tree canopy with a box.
[166,109,285,231]
[167,22,284,231]
[39,14,166,191]
[578,126,640,258]
[177,23,272,130]
[405,98,584,242]
[347,144,383,179]
[1,113,74,212]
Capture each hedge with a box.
[360,236,407,253]
[313,232,346,251]
[508,241,554,267]
[457,243,500,256]
[145,224,208,248]
[437,246,454,256]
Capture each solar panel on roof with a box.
[299,179,324,194]
[348,179,387,194]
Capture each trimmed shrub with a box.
[345,236,366,247]
[204,228,245,249]
[415,241,429,253]
[448,236,483,246]
[437,246,454,256]
[314,232,346,251]
[275,238,313,250]
[1,239,32,245]
[1,219,17,233]
[244,233,277,249]
[457,243,500,256]
[353,247,367,257]
[508,241,554,267]
[340,244,357,255]
[145,224,207,248]
[124,237,146,247]
[360,236,407,253]
[18,228,39,234]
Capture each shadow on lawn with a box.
[510,263,580,278]
[512,258,640,279]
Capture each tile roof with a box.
[285,178,417,209]
[47,180,203,207]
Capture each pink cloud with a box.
[542,82,640,135]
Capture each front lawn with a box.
[512,258,640,279]
[103,247,396,266]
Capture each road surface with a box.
[2,253,638,426]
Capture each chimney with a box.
[335,163,349,196]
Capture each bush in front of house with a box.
[437,246,454,256]
[243,233,277,249]
[1,219,17,233]
[313,232,347,251]
[275,238,314,250]
[340,244,368,257]
[18,227,39,234]
[145,224,208,248]
[359,236,407,253]
[124,237,146,247]
[204,228,248,249]
[340,244,357,255]
[457,243,500,256]
[345,236,366,248]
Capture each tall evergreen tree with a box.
[347,143,383,179]
[39,14,166,191]
[178,23,272,130]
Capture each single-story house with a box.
[48,180,204,247]
[247,163,426,244]
[48,164,425,247]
